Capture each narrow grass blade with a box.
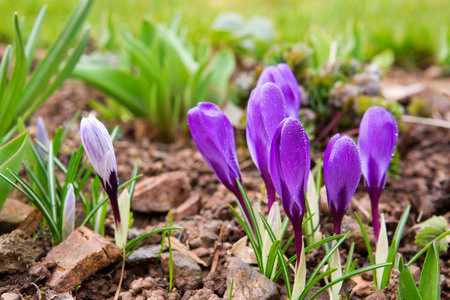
[418,242,440,300]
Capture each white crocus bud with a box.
[62,183,75,239]
[80,114,120,228]
[36,116,49,159]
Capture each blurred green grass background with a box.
[1,0,449,67]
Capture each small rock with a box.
[145,289,168,300]
[44,226,121,292]
[0,229,42,274]
[1,293,20,300]
[203,271,227,297]
[130,277,155,293]
[161,250,202,290]
[28,260,56,282]
[131,172,191,213]
[181,289,220,300]
[223,258,280,300]
[119,291,133,300]
[366,290,386,300]
[0,199,34,234]
[45,291,75,299]
[126,244,165,265]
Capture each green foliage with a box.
[407,98,432,118]
[0,130,29,212]
[0,1,92,145]
[398,242,441,300]
[210,12,275,59]
[415,216,449,254]
[354,96,404,120]
[0,120,140,245]
[73,15,236,141]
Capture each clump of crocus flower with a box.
[257,63,301,119]
[269,117,310,265]
[324,134,362,235]
[246,82,287,211]
[358,106,398,242]
[187,102,251,224]
[80,114,121,228]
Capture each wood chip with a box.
[166,236,207,267]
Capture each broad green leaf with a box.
[205,49,235,104]
[415,216,449,253]
[0,130,30,211]
[0,45,12,101]
[418,242,440,300]
[0,14,27,139]
[399,264,422,300]
[72,64,146,116]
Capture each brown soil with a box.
[1,70,449,299]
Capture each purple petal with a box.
[269,117,310,222]
[324,134,361,234]
[358,107,398,192]
[188,102,242,196]
[246,83,287,209]
[80,114,117,186]
[63,183,75,238]
[80,114,120,227]
[257,63,301,119]
[36,116,49,159]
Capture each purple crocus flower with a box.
[257,63,301,119]
[269,117,310,266]
[187,102,251,224]
[246,82,287,211]
[80,114,120,228]
[358,106,398,242]
[36,116,49,159]
[324,134,362,235]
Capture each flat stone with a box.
[0,199,34,234]
[131,171,191,213]
[0,229,42,274]
[44,226,121,293]
[223,258,280,300]
[161,250,202,290]
[1,293,20,300]
[126,244,165,265]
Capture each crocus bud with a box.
[269,117,310,265]
[187,102,251,223]
[324,134,361,235]
[257,63,301,119]
[246,82,287,211]
[80,114,120,228]
[358,106,398,242]
[36,116,49,159]
[62,183,75,239]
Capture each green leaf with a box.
[399,264,423,300]
[18,0,94,115]
[0,14,27,139]
[205,49,235,105]
[72,64,146,116]
[0,130,30,211]
[25,5,47,71]
[409,230,450,266]
[416,216,449,254]
[418,242,440,300]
